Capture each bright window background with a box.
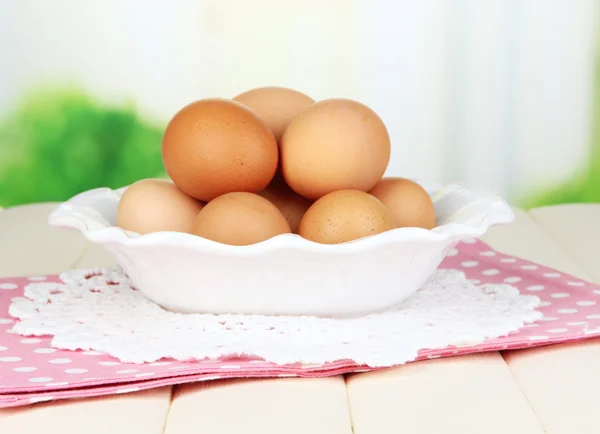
[1,0,599,206]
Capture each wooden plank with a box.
[0,388,172,434]
[480,208,588,277]
[529,204,600,282]
[346,209,546,434]
[503,340,600,434]
[493,204,600,434]
[0,205,172,434]
[347,353,544,434]
[0,204,89,277]
[164,377,353,434]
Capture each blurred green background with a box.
[0,89,167,207]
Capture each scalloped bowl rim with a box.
[48,182,516,255]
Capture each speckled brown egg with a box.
[298,190,396,244]
[161,98,278,202]
[116,178,204,234]
[259,175,312,233]
[369,177,436,229]
[280,98,391,200]
[233,87,315,143]
[192,192,291,246]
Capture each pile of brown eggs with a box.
[116,87,437,245]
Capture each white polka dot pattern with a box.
[28,377,53,383]
[64,368,88,374]
[48,358,71,364]
[521,265,538,270]
[33,348,56,354]
[19,338,41,344]
[98,361,120,366]
[0,239,598,409]
[116,369,138,375]
[27,276,46,282]
[527,285,545,291]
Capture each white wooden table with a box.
[0,202,599,434]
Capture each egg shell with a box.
[116,178,204,234]
[192,192,291,246]
[298,189,396,244]
[280,98,391,200]
[369,177,436,229]
[233,87,315,142]
[161,98,278,202]
[259,175,312,233]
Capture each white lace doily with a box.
[8,267,542,367]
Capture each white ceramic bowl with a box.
[48,181,514,317]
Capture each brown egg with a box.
[298,190,396,244]
[233,87,315,142]
[369,177,436,229]
[258,176,312,233]
[192,192,291,246]
[280,98,391,200]
[161,98,278,202]
[116,179,204,234]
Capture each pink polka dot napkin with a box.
[1,239,599,408]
